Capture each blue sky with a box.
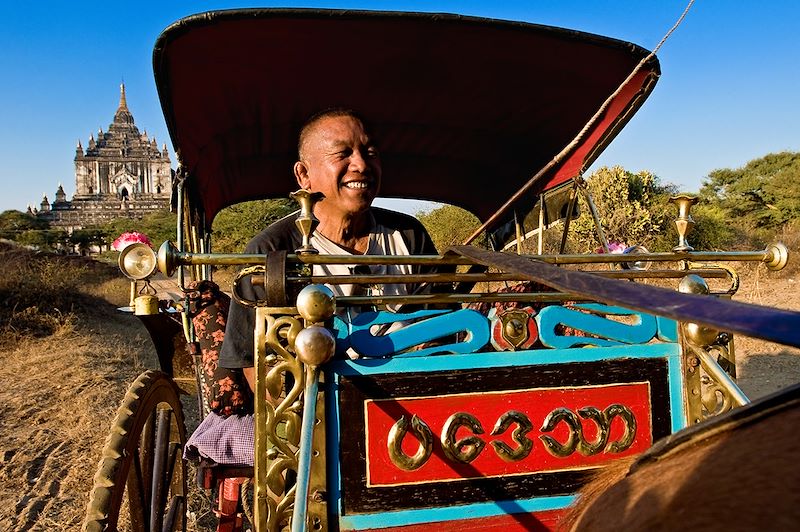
[1,1,798,214]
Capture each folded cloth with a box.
[185,412,254,466]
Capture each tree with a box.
[700,151,800,230]
[17,228,69,251]
[0,210,50,240]
[96,209,178,250]
[416,204,485,252]
[211,199,297,252]
[69,228,106,254]
[569,166,677,252]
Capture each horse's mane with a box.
[631,381,800,470]
[563,382,800,531]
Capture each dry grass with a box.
[0,242,223,531]
[0,251,154,529]
[0,242,130,344]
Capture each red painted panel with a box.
[364,509,566,532]
[365,383,652,486]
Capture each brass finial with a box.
[670,195,698,252]
[290,189,325,254]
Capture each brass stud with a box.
[764,242,789,271]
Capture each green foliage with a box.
[569,166,677,252]
[0,211,70,251]
[0,209,178,253]
[416,204,485,252]
[700,151,800,230]
[0,210,50,240]
[647,203,753,252]
[69,228,107,253]
[212,199,297,252]
[17,228,70,250]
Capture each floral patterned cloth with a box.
[187,280,252,416]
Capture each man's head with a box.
[294,109,381,220]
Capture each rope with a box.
[464,0,696,245]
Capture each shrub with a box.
[212,199,296,252]
[568,166,676,252]
[417,204,486,252]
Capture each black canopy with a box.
[153,9,659,234]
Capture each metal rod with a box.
[176,179,185,290]
[150,407,171,530]
[329,292,585,306]
[693,346,749,407]
[277,268,731,285]
[538,193,545,255]
[254,308,269,532]
[514,211,523,255]
[578,180,610,256]
[291,365,320,532]
[166,247,779,268]
[559,181,579,254]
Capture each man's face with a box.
[295,115,382,219]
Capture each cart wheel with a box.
[83,370,187,532]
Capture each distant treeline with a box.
[3,151,798,255]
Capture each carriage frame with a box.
[82,8,795,532]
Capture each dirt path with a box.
[732,268,800,398]
[0,307,154,531]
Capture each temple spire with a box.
[113,83,134,125]
[119,83,128,110]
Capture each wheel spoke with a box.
[127,448,148,531]
[165,441,182,495]
[141,408,157,510]
[162,495,186,532]
[150,407,173,531]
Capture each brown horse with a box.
[565,382,800,531]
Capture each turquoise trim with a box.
[331,343,681,376]
[537,304,657,348]
[668,346,687,432]
[323,374,344,514]
[337,495,576,529]
[334,308,490,357]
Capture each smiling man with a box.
[186,110,443,466]
[294,110,382,251]
[185,109,440,465]
[221,108,440,389]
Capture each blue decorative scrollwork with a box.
[333,309,490,358]
[537,303,658,348]
[331,303,679,357]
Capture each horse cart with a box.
[82,9,796,532]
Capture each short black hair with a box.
[297,108,368,160]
